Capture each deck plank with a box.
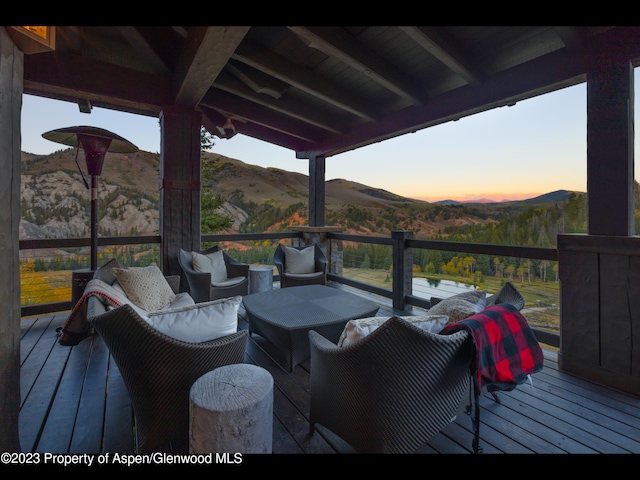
[102,356,135,453]
[18,286,640,455]
[19,315,71,453]
[35,334,96,453]
[68,336,110,453]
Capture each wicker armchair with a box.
[86,259,248,453]
[178,246,249,303]
[430,281,525,311]
[308,316,473,453]
[273,243,327,288]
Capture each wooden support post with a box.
[159,106,202,278]
[586,59,634,235]
[392,230,413,311]
[0,27,22,452]
[308,155,325,227]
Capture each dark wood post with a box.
[558,58,639,396]
[586,59,634,235]
[0,26,22,451]
[159,106,202,278]
[308,154,325,227]
[392,230,413,311]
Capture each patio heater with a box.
[42,126,138,271]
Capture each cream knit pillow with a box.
[337,315,449,347]
[428,289,486,326]
[113,263,176,313]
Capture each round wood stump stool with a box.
[249,266,273,294]
[189,364,274,454]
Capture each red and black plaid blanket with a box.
[442,303,543,392]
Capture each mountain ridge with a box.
[434,190,571,206]
[19,149,578,241]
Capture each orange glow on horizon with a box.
[414,192,545,203]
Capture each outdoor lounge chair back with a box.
[86,259,248,453]
[273,243,327,288]
[308,316,473,453]
[178,246,249,303]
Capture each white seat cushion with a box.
[284,272,324,280]
[145,296,242,343]
[211,276,245,287]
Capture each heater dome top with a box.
[42,126,138,153]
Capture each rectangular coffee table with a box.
[242,285,379,371]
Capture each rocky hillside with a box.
[21,149,160,239]
[19,149,568,241]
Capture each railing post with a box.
[392,230,413,311]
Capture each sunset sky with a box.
[21,70,640,203]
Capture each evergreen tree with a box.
[200,127,233,233]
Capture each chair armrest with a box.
[314,244,328,274]
[429,296,443,308]
[315,255,328,274]
[186,271,214,304]
[309,329,341,351]
[273,246,285,277]
[165,275,180,294]
[224,255,250,278]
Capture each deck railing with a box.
[19,231,560,347]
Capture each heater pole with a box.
[90,174,98,271]
[41,126,138,276]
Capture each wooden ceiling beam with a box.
[117,26,171,75]
[172,26,249,108]
[23,51,171,117]
[554,27,587,50]
[201,89,326,144]
[232,39,380,122]
[212,70,345,134]
[400,26,484,87]
[315,43,596,157]
[200,106,314,152]
[289,26,426,106]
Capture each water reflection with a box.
[412,278,477,300]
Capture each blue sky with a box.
[21,71,640,202]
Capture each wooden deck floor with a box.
[19,284,640,457]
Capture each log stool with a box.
[249,266,273,294]
[189,364,273,454]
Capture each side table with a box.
[189,364,274,453]
[249,266,273,294]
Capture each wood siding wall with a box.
[558,234,640,396]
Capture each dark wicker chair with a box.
[308,316,473,453]
[86,259,248,453]
[178,246,249,303]
[430,281,525,311]
[273,243,327,288]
